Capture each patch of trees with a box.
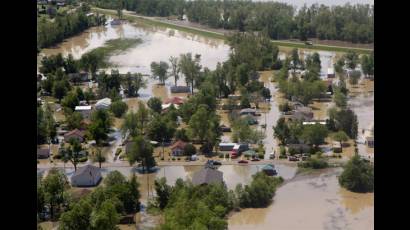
[37,105,57,145]
[326,107,358,139]
[38,170,141,228]
[339,155,374,192]
[38,10,106,49]
[151,172,283,229]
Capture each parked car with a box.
[288,156,299,161]
[238,160,248,164]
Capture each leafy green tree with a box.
[147,115,176,142]
[301,124,328,147]
[339,155,374,192]
[58,198,92,230]
[92,147,106,168]
[61,91,80,111]
[110,100,128,118]
[121,111,139,138]
[273,117,290,145]
[187,105,220,145]
[361,53,374,77]
[88,109,112,145]
[42,168,69,220]
[328,108,358,139]
[179,53,202,94]
[169,56,180,86]
[175,128,189,142]
[333,89,347,108]
[348,70,361,86]
[184,144,197,156]
[37,105,57,144]
[147,97,162,114]
[123,72,147,97]
[151,61,169,85]
[66,112,83,130]
[66,138,83,171]
[104,170,127,187]
[90,199,120,230]
[290,48,300,72]
[84,88,96,104]
[154,177,172,210]
[127,135,155,172]
[136,101,150,134]
[53,80,68,102]
[345,51,359,69]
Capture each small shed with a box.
[71,165,102,187]
[262,164,278,176]
[170,140,187,156]
[64,129,85,143]
[191,168,223,186]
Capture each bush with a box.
[183,144,197,156]
[258,153,264,159]
[177,157,180,161]
[110,100,128,118]
[288,147,298,156]
[298,157,328,169]
[339,155,374,192]
[278,102,291,112]
[280,146,286,157]
[219,153,224,158]
[172,157,175,161]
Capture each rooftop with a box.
[192,168,223,186]
[75,106,92,111]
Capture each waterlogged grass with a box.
[84,38,142,67]
[271,40,373,54]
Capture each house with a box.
[191,168,223,186]
[240,108,257,116]
[327,68,335,78]
[68,71,89,82]
[164,97,184,105]
[287,144,311,154]
[262,164,278,176]
[95,98,112,110]
[218,143,236,151]
[37,145,50,159]
[170,140,187,156]
[64,129,85,143]
[70,165,102,187]
[75,105,92,119]
[243,150,256,157]
[290,107,313,121]
[170,85,190,93]
[110,19,122,25]
[232,143,249,155]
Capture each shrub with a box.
[258,153,264,159]
[110,100,128,118]
[280,146,286,158]
[278,102,291,112]
[225,153,230,158]
[183,144,197,156]
[288,147,298,156]
[177,158,180,161]
[339,155,374,192]
[298,157,328,169]
[172,157,175,161]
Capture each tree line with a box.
[92,0,373,43]
[37,5,106,50]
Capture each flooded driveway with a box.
[228,168,374,230]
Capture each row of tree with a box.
[94,0,373,43]
[38,6,106,49]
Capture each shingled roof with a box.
[192,168,223,186]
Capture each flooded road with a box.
[228,168,374,230]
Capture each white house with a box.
[71,165,102,187]
[95,98,112,110]
[75,105,92,119]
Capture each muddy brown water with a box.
[228,168,374,230]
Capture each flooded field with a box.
[228,168,374,230]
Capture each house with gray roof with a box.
[71,165,102,187]
[191,168,223,186]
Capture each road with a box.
[93,8,373,54]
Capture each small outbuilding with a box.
[75,106,92,119]
[71,165,102,187]
[191,168,223,186]
[327,68,335,78]
[37,145,50,159]
[95,98,112,110]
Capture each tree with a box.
[88,109,112,145]
[345,51,359,69]
[332,131,349,152]
[361,53,374,77]
[348,70,361,86]
[169,56,180,86]
[273,117,290,145]
[123,72,146,97]
[147,115,176,143]
[339,155,374,192]
[136,101,149,134]
[53,80,68,102]
[58,198,93,230]
[110,100,128,118]
[179,53,202,94]
[147,97,162,114]
[104,170,127,187]
[187,105,219,143]
[333,89,347,108]
[37,105,57,145]
[90,199,120,230]
[175,128,189,142]
[66,138,83,171]
[127,135,155,172]
[290,48,300,72]
[66,112,83,130]
[84,88,96,104]
[122,111,139,137]
[183,144,197,156]
[150,61,169,85]
[42,168,69,220]
[329,108,358,139]
[61,91,80,111]
[334,57,345,76]
[154,177,172,210]
[92,147,106,168]
[301,124,328,147]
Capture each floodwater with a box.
[256,0,374,9]
[228,168,374,230]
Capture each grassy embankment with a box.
[84,38,142,67]
[93,8,372,54]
